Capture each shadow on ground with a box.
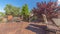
[26,24,56,34]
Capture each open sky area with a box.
[0,0,57,12]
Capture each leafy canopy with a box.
[4,4,20,17]
[32,1,58,18]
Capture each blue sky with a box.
[0,0,57,12]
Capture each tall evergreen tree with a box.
[21,4,30,21]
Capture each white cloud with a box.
[58,0,60,1]
[0,9,5,13]
[58,0,60,5]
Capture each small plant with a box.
[0,18,2,22]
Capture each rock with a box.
[52,18,60,26]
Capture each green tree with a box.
[21,4,30,21]
[4,4,20,17]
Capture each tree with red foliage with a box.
[32,1,59,26]
[32,1,58,18]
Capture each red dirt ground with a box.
[0,22,36,34]
[0,22,60,34]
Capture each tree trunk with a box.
[42,14,48,24]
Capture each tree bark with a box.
[42,14,48,24]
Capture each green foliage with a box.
[21,4,30,21]
[4,4,20,17]
[4,4,30,21]
[0,12,5,17]
[31,16,37,21]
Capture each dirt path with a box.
[0,21,60,34]
[0,22,36,34]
